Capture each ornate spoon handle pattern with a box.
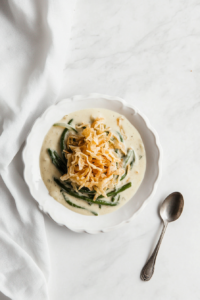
[140,222,168,281]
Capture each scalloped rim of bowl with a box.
[23,93,162,234]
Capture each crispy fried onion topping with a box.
[60,117,125,200]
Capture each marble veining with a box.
[44,0,200,299]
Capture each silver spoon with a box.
[140,192,184,281]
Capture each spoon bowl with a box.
[160,192,184,223]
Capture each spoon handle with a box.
[140,222,168,281]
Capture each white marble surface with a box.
[45,0,200,299]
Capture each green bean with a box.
[60,119,74,163]
[117,131,124,142]
[115,149,120,155]
[62,192,98,216]
[120,165,128,181]
[60,128,68,162]
[98,182,132,199]
[111,195,116,202]
[113,182,131,195]
[54,178,118,206]
[53,122,78,133]
[58,177,131,201]
[64,182,95,197]
[48,149,66,174]
[115,149,122,160]
[130,150,136,169]
[119,149,135,179]
[68,119,73,125]
[123,149,134,167]
[112,194,120,202]
[79,187,96,195]
[53,151,67,173]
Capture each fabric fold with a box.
[0,0,76,299]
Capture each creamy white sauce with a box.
[40,108,146,216]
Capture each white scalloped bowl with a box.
[23,94,162,234]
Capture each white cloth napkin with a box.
[0,1,76,299]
